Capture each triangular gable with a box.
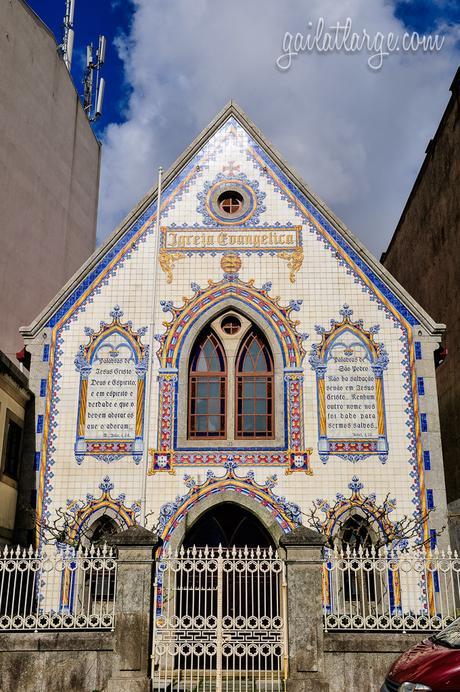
[21,102,444,339]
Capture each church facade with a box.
[22,103,447,558]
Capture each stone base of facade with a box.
[0,631,427,692]
[107,676,150,692]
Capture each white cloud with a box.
[97,0,459,256]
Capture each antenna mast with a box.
[60,0,75,71]
[83,35,106,122]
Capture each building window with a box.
[188,330,227,438]
[221,315,241,335]
[236,330,274,439]
[340,514,374,552]
[84,517,118,603]
[186,315,277,443]
[4,419,22,479]
[339,513,377,602]
[217,191,244,215]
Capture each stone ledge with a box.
[279,526,326,546]
[324,631,427,653]
[107,525,160,547]
[0,630,114,652]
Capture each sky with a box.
[28,1,459,257]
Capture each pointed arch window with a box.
[188,331,227,438]
[340,514,374,553]
[339,513,377,603]
[236,330,274,439]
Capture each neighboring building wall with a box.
[382,69,460,542]
[0,0,100,361]
[0,352,31,544]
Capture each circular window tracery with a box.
[217,191,244,216]
[221,315,241,335]
[206,180,256,224]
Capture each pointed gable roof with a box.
[21,101,444,338]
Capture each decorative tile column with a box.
[279,526,329,692]
[107,526,161,692]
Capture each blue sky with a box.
[394,0,460,32]
[28,1,459,256]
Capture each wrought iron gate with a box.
[152,545,287,691]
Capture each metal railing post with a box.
[216,545,223,692]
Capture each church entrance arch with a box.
[152,500,287,691]
[182,502,275,549]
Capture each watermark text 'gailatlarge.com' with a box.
[276,18,445,71]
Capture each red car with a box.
[382,619,460,691]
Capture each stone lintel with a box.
[106,525,161,548]
[279,525,326,547]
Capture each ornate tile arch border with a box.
[149,276,312,474]
[60,477,140,610]
[65,476,140,546]
[157,461,301,548]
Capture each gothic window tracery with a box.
[187,316,274,441]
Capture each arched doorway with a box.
[182,502,275,549]
[153,501,286,689]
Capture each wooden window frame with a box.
[217,191,244,216]
[235,330,275,440]
[188,331,227,439]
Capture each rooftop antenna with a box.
[60,0,75,71]
[83,34,106,122]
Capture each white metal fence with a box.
[152,545,287,692]
[0,544,116,631]
[323,545,460,632]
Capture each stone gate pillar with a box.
[107,525,161,692]
[279,526,329,692]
